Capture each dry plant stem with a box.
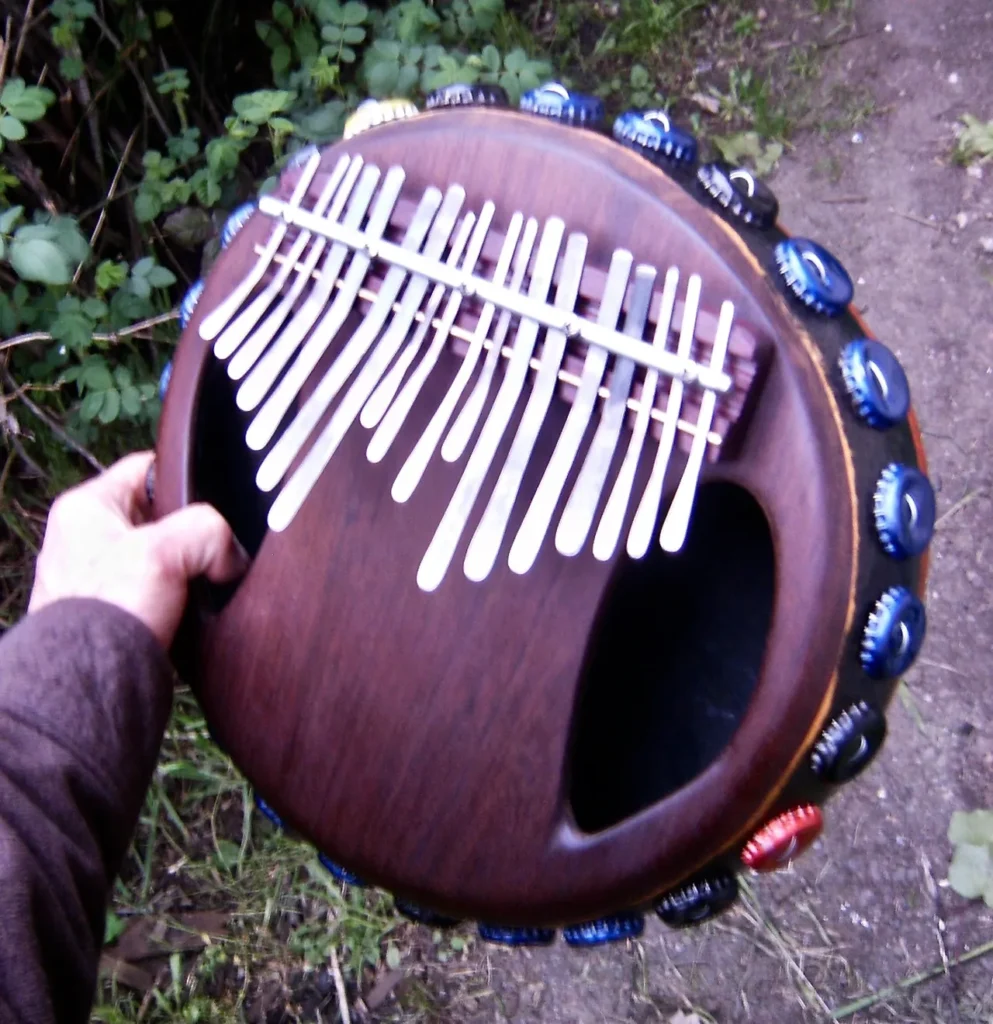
[0,310,180,353]
[330,947,352,1024]
[3,369,104,473]
[0,16,11,93]
[11,0,35,75]
[74,128,138,285]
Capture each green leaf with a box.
[164,204,214,246]
[272,43,293,77]
[120,385,142,418]
[132,256,156,278]
[480,44,500,73]
[51,309,94,349]
[949,809,993,846]
[81,297,107,319]
[98,388,121,424]
[134,190,162,223]
[0,204,24,234]
[0,115,26,141]
[948,842,992,900]
[95,259,128,292]
[214,839,241,873]
[147,265,177,288]
[79,390,105,421]
[273,0,294,31]
[205,136,244,179]
[83,361,114,391]
[365,59,399,96]
[104,911,126,946]
[59,55,85,80]
[1,81,56,122]
[341,25,365,44]
[9,236,72,285]
[338,1,368,26]
[269,116,296,135]
[50,216,90,266]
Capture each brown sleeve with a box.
[0,598,175,1024]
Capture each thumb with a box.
[142,503,250,585]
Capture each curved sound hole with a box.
[568,482,775,834]
[193,359,273,558]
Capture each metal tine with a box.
[238,164,392,420]
[658,299,734,553]
[213,156,351,362]
[555,265,656,557]
[625,274,702,559]
[245,169,420,452]
[227,155,365,380]
[416,218,566,593]
[463,232,588,583]
[593,266,680,562]
[507,249,633,577]
[199,151,322,342]
[441,217,539,463]
[258,186,466,505]
[362,203,487,432]
[391,212,523,504]
[367,202,495,463]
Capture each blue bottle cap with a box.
[697,161,779,228]
[179,279,205,331]
[477,923,556,946]
[839,339,911,429]
[221,202,257,250]
[426,83,509,109]
[158,360,172,402]
[873,463,936,558]
[393,898,461,927]
[254,794,286,829]
[774,238,854,316]
[810,701,887,783]
[862,585,927,679]
[562,912,644,947]
[613,109,697,167]
[317,853,366,887]
[655,873,738,928]
[520,82,604,126]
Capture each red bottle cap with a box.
[741,805,823,872]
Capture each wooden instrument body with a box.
[154,109,928,927]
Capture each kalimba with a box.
[154,83,933,946]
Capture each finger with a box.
[141,503,250,585]
[87,451,156,523]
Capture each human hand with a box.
[28,451,248,649]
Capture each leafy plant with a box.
[947,809,993,905]
[953,113,993,165]
[0,78,56,152]
[711,130,784,177]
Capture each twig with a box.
[3,370,104,473]
[890,208,944,232]
[329,947,352,1024]
[921,852,961,1024]
[820,196,869,205]
[918,657,968,677]
[0,310,179,353]
[0,15,12,94]
[830,938,993,1019]
[12,0,35,76]
[73,128,138,285]
[935,487,989,529]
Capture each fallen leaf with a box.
[364,968,406,1011]
[690,92,720,115]
[98,954,156,993]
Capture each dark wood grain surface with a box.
[152,108,897,925]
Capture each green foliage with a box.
[948,809,993,905]
[0,78,56,151]
[712,130,784,177]
[953,113,993,165]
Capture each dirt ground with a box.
[390,2,993,1022]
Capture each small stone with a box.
[949,72,960,85]
[980,236,993,254]
[967,164,984,179]
[877,787,887,800]
[852,132,864,144]
[955,212,970,229]
[857,276,867,285]
[884,23,893,32]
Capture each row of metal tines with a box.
[196,150,736,591]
